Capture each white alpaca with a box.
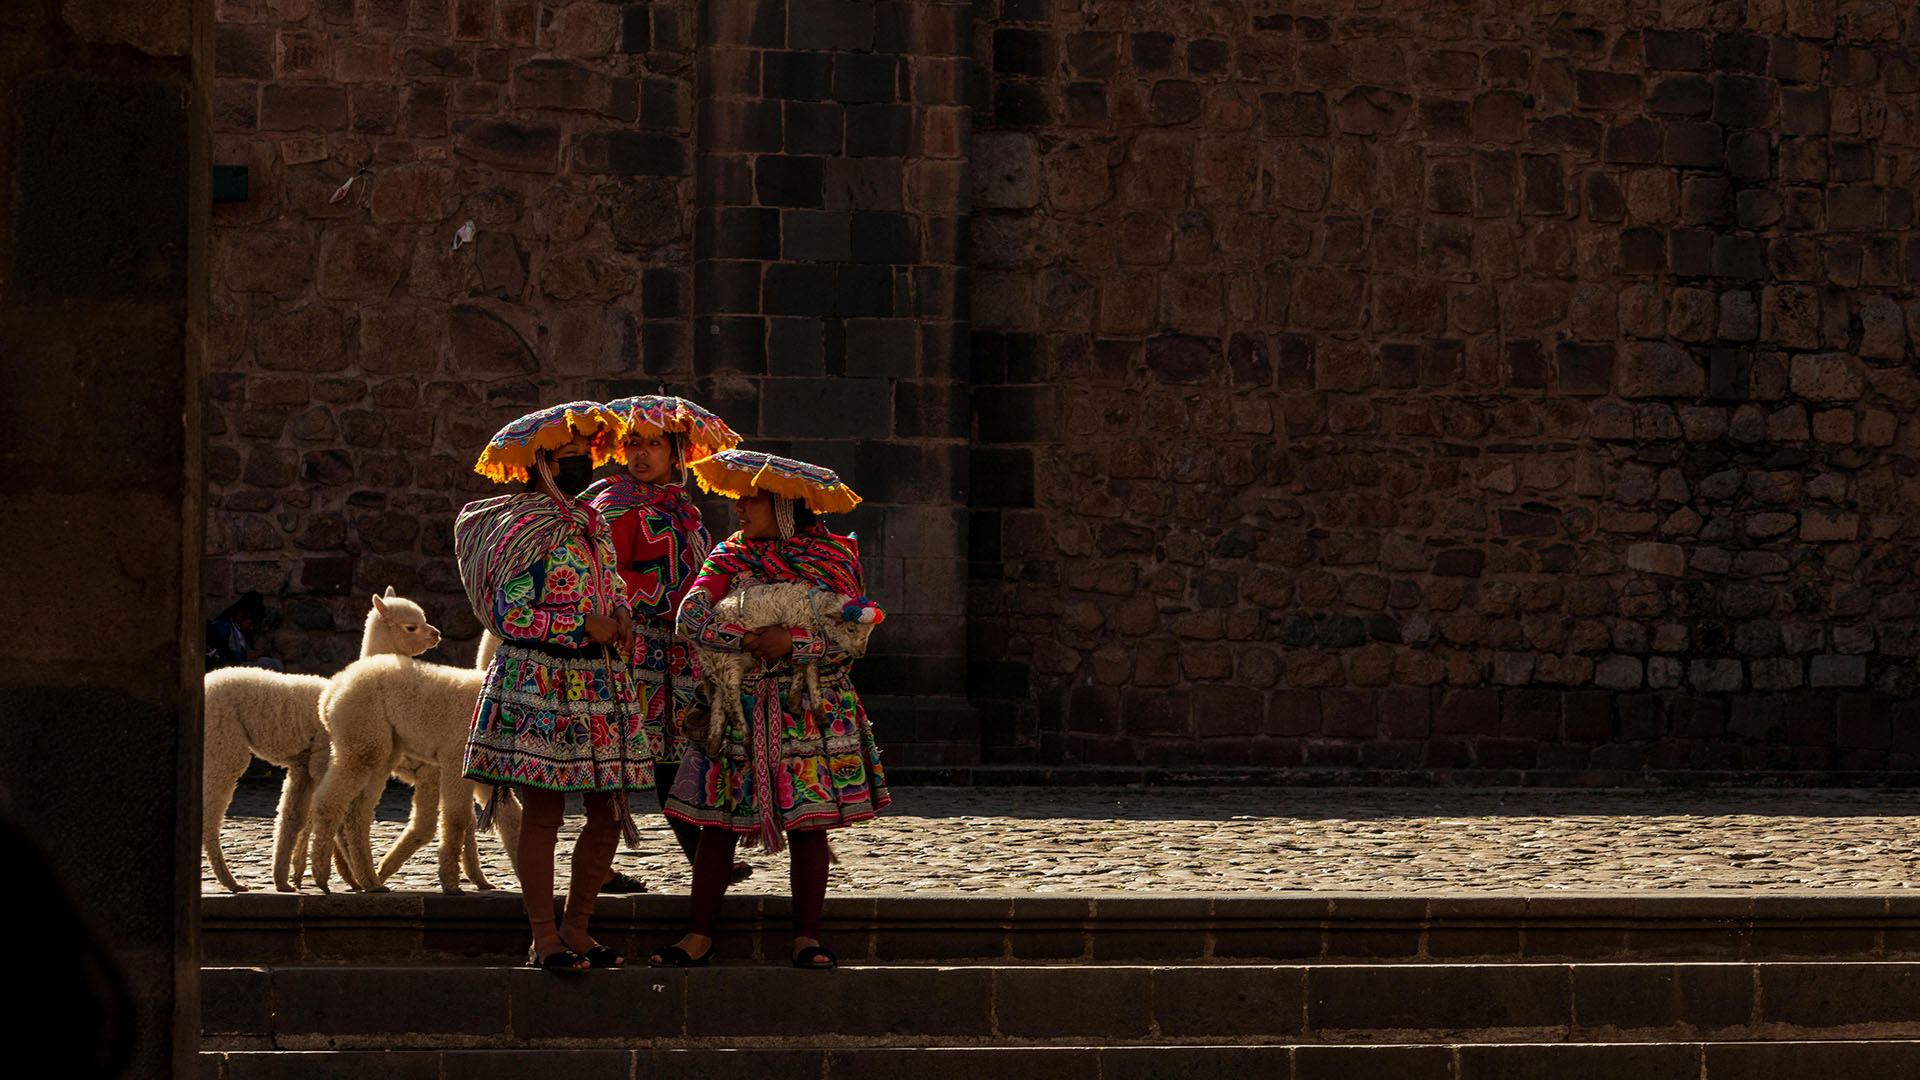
[200,588,440,892]
[695,583,877,755]
[362,633,520,888]
[308,631,507,894]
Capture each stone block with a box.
[1310,965,1570,1031]
[1619,342,1705,397]
[1809,655,1867,688]
[1627,542,1685,576]
[260,83,348,130]
[453,118,560,172]
[572,129,687,176]
[1594,655,1643,690]
[995,968,1152,1038]
[1292,1047,1453,1080]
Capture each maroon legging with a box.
[688,827,830,939]
[516,788,623,948]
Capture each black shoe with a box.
[648,943,712,968]
[528,946,590,972]
[791,945,837,970]
[582,944,623,968]
[601,871,649,894]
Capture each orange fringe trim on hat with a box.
[473,401,622,484]
[688,450,863,514]
[602,395,744,467]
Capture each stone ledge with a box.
[204,890,1920,966]
[884,766,1920,788]
[202,967,1920,1045]
[201,1043,1920,1080]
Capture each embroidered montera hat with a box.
[472,400,622,483]
[603,395,743,464]
[686,448,862,514]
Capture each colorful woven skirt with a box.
[632,619,698,764]
[663,660,888,844]
[463,642,655,792]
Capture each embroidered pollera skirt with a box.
[463,642,655,792]
[632,618,699,764]
[663,660,888,835]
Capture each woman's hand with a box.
[743,625,793,663]
[583,614,620,645]
[615,608,635,659]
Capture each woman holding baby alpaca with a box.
[649,450,887,971]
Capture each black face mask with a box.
[551,456,594,498]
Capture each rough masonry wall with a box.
[207,0,698,667]
[206,0,979,763]
[691,0,978,763]
[967,0,1920,772]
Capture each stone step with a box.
[203,889,1920,965]
[204,961,1920,1049]
[201,1041,1920,1080]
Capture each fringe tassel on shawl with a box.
[746,670,787,854]
[618,795,641,850]
[476,784,504,832]
[602,642,646,852]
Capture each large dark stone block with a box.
[13,72,191,302]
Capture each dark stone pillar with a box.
[0,1,209,1076]
[694,0,977,765]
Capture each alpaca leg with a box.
[202,740,253,893]
[307,737,389,894]
[378,769,439,884]
[332,840,360,891]
[462,825,489,890]
[437,764,476,895]
[290,819,310,887]
[272,751,321,892]
[461,781,495,889]
[342,768,394,892]
[334,782,384,891]
[304,768,356,895]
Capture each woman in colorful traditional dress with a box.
[648,450,887,971]
[454,401,653,972]
[581,395,749,891]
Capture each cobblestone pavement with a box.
[204,776,1920,895]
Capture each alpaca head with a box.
[363,587,442,657]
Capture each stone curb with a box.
[202,1041,1920,1079]
[883,766,1920,788]
[204,890,1920,966]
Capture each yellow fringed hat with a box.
[473,400,622,483]
[603,395,743,463]
[687,448,862,514]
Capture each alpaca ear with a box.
[372,593,387,613]
[384,586,396,597]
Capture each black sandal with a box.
[648,944,712,968]
[528,946,590,972]
[582,945,623,969]
[730,862,753,884]
[791,946,837,970]
[601,871,649,894]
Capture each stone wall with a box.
[965,1,1920,773]
[206,0,977,762]
[208,0,699,665]
[2,0,209,1073]
[691,0,978,761]
[210,0,1920,775]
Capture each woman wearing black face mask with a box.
[454,402,651,972]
